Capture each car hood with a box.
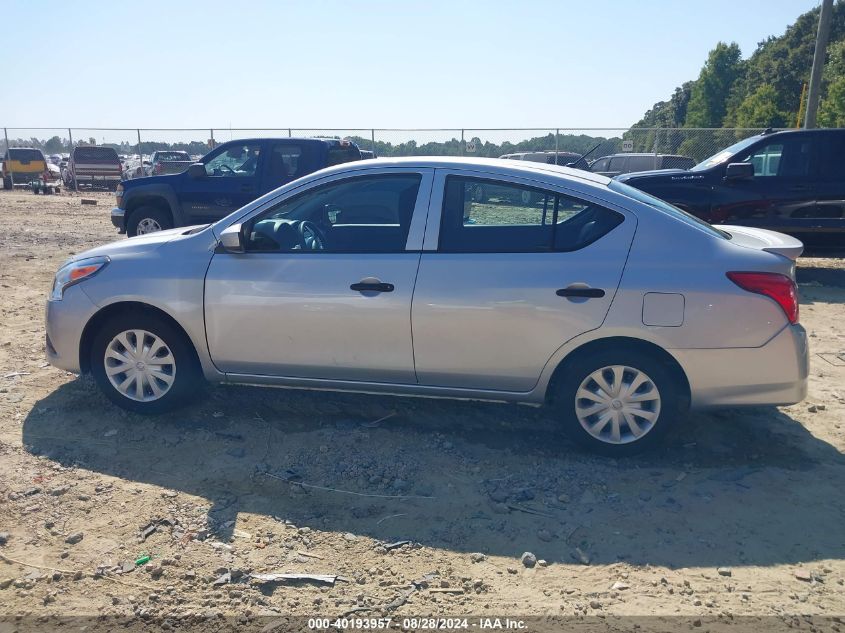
[122,172,181,189]
[65,226,206,264]
[615,168,698,183]
[722,225,804,261]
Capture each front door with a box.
[412,173,636,392]
[204,170,432,383]
[716,134,819,231]
[181,142,264,223]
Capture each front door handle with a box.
[351,281,394,293]
[556,286,605,298]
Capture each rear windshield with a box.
[327,145,361,166]
[609,180,729,239]
[74,147,119,162]
[156,151,190,161]
[7,148,44,162]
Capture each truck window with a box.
[204,144,262,177]
[74,147,119,162]
[327,144,361,167]
[267,144,305,180]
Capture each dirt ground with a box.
[0,189,843,631]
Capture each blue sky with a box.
[1,0,820,134]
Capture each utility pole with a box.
[804,0,834,128]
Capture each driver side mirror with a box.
[219,223,245,253]
[725,162,754,181]
[188,163,207,179]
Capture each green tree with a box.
[818,76,845,127]
[732,85,789,127]
[685,42,744,127]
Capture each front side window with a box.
[246,174,421,253]
[439,177,623,253]
[204,143,262,177]
[591,158,610,172]
[741,138,813,178]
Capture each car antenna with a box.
[565,142,602,169]
[761,127,774,135]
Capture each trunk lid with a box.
[722,225,804,261]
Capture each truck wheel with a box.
[127,206,173,237]
[2,176,11,190]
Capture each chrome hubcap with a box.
[104,329,175,402]
[574,365,661,445]
[136,218,162,234]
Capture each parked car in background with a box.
[590,153,695,177]
[112,137,363,236]
[359,150,376,159]
[147,150,193,176]
[2,148,55,189]
[501,150,588,168]
[47,153,62,166]
[63,146,123,190]
[616,129,845,246]
[48,157,807,455]
[122,157,151,180]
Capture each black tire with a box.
[3,176,11,190]
[90,313,203,414]
[551,348,683,456]
[126,206,173,237]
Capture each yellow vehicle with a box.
[2,147,60,192]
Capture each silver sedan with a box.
[45,157,808,455]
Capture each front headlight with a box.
[50,256,109,301]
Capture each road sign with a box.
[622,140,634,152]
[465,141,476,153]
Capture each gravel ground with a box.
[0,189,843,631]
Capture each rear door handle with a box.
[556,287,605,298]
[351,282,394,293]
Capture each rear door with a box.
[180,142,265,223]
[259,141,315,195]
[814,132,845,239]
[411,171,635,392]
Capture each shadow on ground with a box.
[22,378,845,569]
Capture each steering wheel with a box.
[297,220,326,250]
[217,164,235,175]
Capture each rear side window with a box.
[327,144,361,166]
[439,177,623,253]
[819,133,845,181]
[608,156,627,172]
[627,155,657,171]
[74,147,119,162]
[155,151,190,162]
[661,156,695,170]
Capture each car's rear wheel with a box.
[90,314,202,414]
[552,349,681,455]
[127,206,172,237]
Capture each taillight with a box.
[727,272,799,324]
[154,163,162,174]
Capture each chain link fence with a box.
[1,126,784,181]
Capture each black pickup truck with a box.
[112,137,361,236]
[616,128,845,246]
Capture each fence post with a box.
[460,129,464,156]
[288,128,292,138]
[555,128,559,161]
[371,129,376,157]
[3,128,12,188]
[210,129,215,149]
[137,129,142,178]
[653,128,660,169]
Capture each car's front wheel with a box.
[127,206,173,237]
[552,349,682,455]
[90,314,202,414]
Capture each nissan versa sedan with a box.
[45,157,808,455]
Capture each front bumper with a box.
[45,286,100,374]
[111,207,125,232]
[672,324,809,408]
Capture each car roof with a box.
[604,153,691,158]
[312,155,612,186]
[218,137,356,146]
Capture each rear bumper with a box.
[111,207,125,232]
[672,324,809,408]
[74,174,121,183]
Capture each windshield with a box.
[689,135,761,171]
[609,180,729,239]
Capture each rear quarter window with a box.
[8,148,44,162]
[327,145,361,166]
